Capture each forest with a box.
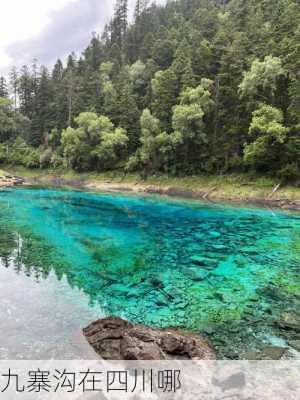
[0,0,299,181]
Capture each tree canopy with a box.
[61,112,128,171]
[0,0,299,180]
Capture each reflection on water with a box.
[0,265,102,359]
[0,188,299,359]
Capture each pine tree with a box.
[51,59,67,131]
[171,40,196,92]
[114,68,140,152]
[0,0,298,179]
[18,65,34,119]
[52,59,64,81]
[111,0,128,50]
[63,53,79,127]
[134,0,150,22]
[99,61,118,120]
[151,68,178,132]
[83,33,103,71]
[36,66,54,142]
[9,67,18,110]
[0,77,8,98]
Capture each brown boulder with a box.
[83,317,216,360]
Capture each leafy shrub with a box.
[277,163,300,182]
[39,148,53,168]
[50,153,64,169]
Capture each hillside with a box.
[0,0,299,181]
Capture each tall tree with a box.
[111,0,128,51]
[9,67,18,110]
[151,68,178,132]
[114,67,140,152]
[239,56,286,105]
[172,78,215,172]
[244,104,289,173]
[61,112,128,171]
[36,67,54,141]
[0,0,298,179]
[0,77,8,98]
[127,108,176,177]
[171,40,196,92]
[51,59,67,131]
[134,0,150,21]
[63,53,79,127]
[18,65,34,120]
[83,33,103,71]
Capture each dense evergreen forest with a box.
[0,0,299,180]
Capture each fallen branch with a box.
[267,183,281,199]
[203,186,217,200]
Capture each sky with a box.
[0,0,163,76]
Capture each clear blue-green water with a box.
[0,187,299,359]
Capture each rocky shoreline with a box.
[23,174,300,212]
[0,175,25,187]
[142,185,300,211]
[1,169,298,211]
[83,315,300,360]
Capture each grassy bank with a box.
[2,164,299,203]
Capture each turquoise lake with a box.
[0,187,299,359]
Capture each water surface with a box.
[0,187,299,359]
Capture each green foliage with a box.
[239,56,285,103]
[99,62,118,119]
[277,162,299,182]
[127,108,177,176]
[50,152,64,169]
[39,148,53,168]
[152,38,175,69]
[151,68,178,132]
[61,112,128,171]
[249,104,288,143]
[171,40,196,91]
[48,128,61,148]
[0,97,30,142]
[0,77,8,98]
[0,0,299,182]
[244,104,290,174]
[5,137,40,168]
[172,79,214,172]
[114,67,140,151]
[288,79,300,126]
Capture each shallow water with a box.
[0,187,299,359]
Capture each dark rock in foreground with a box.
[83,317,216,360]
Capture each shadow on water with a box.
[0,187,299,359]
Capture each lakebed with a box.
[0,186,299,359]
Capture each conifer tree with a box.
[111,0,128,51]
[151,68,178,132]
[171,40,196,92]
[0,0,298,179]
[114,67,140,152]
[9,67,18,110]
[0,77,8,98]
